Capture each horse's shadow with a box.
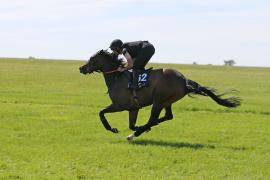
[129,139,215,149]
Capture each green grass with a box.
[0,58,270,179]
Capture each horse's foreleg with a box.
[129,109,140,131]
[99,104,122,133]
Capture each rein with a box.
[103,68,119,75]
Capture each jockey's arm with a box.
[117,50,133,72]
[123,52,134,70]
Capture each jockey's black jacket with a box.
[122,41,148,58]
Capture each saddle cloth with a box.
[127,68,152,89]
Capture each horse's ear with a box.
[98,49,104,55]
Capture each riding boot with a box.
[132,70,140,108]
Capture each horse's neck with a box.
[99,55,120,89]
[103,73,119,90]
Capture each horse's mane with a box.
[100,49,117,60]
[89,49,119,67]
[99,49,120,66]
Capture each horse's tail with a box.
[186,79,241,108]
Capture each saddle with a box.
[126,68,152,90]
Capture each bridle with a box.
[81,50,120,76]
[94,49,120,75]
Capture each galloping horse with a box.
[79,50,240,140]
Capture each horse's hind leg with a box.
[128,109,140,131]
[132,103,163,138]
[127,104,174,140]
[159,105,173,122]
[153,105,173,126]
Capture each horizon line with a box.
[0,56,269,68]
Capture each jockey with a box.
[109,39,155,101]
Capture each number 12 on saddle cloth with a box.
[127,68,152,89]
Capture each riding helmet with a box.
[109,39,123,49]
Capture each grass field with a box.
[0,58,270,179]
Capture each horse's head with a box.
[79,49,118,75]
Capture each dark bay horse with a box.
[79,50,240,140]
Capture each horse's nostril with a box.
[79,67,84,73]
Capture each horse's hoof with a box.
[127,134,135,141]
[111,128,119,133]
